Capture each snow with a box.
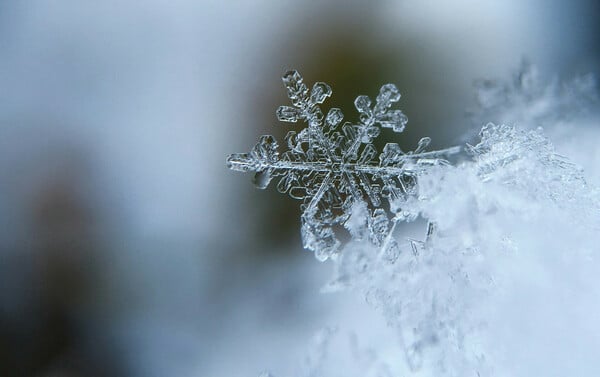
[229,68,600,376]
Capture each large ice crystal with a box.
[227,70,459,260]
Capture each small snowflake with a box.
[227,70,460,260]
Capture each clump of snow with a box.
[237,68,600,376]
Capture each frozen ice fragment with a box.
[378,109,408,132]
[380,143,404,165]
[344,200,369,240]
[415,137,431,153]
[354,95,372,114]
[282,69,304,91]
[358,143,377,164]
[276,171,296,193]
[226,153,253,172]
[282,70,309,106]
[310,82,333,104]
[369,208,389,245]
[307,106,324,126]
[382,238,400,263]
[376,83,401,107]
[364,125,381,142]
[276,106,300,122]
[303,221,341,262]
[251,135,279,162]
[325,108,344,127]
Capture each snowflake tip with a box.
[276,105,300,122]
[310,82,332,104]
[226,153,253,172]
[354,95,372,114]
[282,69,302,86]
[378,109,408,133]
[326,108,344,127]
[377,83,401,104]
[226,135,279,174]
[415,137,431,153]
[282,70,308,105]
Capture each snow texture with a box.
[229,68,600,376]
[227,70,459,261]
[471,60,598,131]
[277,124,599,377]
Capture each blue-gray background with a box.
[0,1,598,376]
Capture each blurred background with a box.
[0,1,598,376]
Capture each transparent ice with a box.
[227,70,460,261]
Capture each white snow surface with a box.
[263,70,600,376]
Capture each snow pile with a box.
[234,67,600,376]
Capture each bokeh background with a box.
[0,1,598,376]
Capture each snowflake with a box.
[227,70,460,261]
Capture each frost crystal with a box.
[235,67,600,377]
[471,60,599,130]
[227,70,460,260]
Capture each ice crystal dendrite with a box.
[227,70,460,260]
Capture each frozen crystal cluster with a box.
[227,70,459,260]
[471,61,600,186]
[471,60,598,131]
[228,68,600,377]
[300,123,599,377]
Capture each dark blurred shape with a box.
[0,145,122,377]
